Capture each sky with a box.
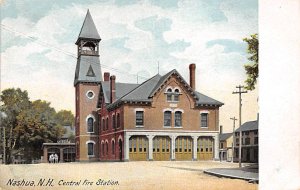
[0,0,258,133]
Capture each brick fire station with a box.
[75,10,223,162]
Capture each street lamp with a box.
[0,111,7,164]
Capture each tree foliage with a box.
[243,33,259,90]
[0,88,74,163]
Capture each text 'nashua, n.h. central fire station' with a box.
[74,10,223,162]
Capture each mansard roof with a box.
[76,10,101,44]
[99,69,223,110]
[74,55,102,86]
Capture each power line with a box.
[0,24,149,80]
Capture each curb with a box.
[203,169,259,183]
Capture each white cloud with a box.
[1,1,258,130]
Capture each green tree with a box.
[0,88,30,163]
[243,33,259,90]
[1,88,72,163]
[15,100,65,162]
[56,110,75,127]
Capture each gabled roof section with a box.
[100,69,223,109]
[235,120,258,132]
[76,10,101,44]
[220,133,232,141]
[121,74,161,102]
[149,69,198,100]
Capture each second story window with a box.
[87,117,94,133]
[136,111,144,126]
[200,113,208,128]
[164,111,172,127]
[174,111,182,127]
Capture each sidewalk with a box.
[204,164,259,183]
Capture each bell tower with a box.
[74,10,102,162]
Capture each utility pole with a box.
[233,85,247,168]
[1,112,7,164]
[230,117,237,163]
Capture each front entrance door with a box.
[153,136,171,161]
[129,136,148,161]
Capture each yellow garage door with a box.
[197,137,213,160]
[175,137,192,161]
[153,136,171,161]
[129,136,148,161]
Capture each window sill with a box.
[88,155,95,157]
[174,126,183,128]
[200,127,208,129]
[86,132,94,134]
[163,126,171,128]
[136,125,144,128]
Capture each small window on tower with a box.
[86,90,95,99]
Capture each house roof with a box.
[101,82,139,103]
[74,55,102,86]
[101,69,223,109]
[235,120,258,132]
[76,10,101,44]
[220,133,232,141]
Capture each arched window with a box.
[166,88,172,101]
[87,117,94,132]
[102,142,104,156]
[112,140,115,155]
[112,114,116,129]
[117,113,120,128]
[175,111,182,127]
[106,117,109,130]
[106,142,109,155]
[102,118,105,131]
[174,89,180,102]
[164,111,172,127]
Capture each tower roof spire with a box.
[76,9,101,44]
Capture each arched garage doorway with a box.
[153,136,171,161]
[129,136,148,161]
[175,136,192,160]
[197,137,213,160]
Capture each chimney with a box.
[104,72,110,81]
[110,75,116,103]
[189,63,196,90]
[220,125,223,134]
